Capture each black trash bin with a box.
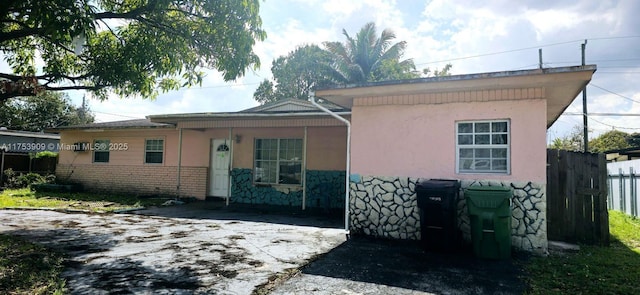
[416,179,461,251]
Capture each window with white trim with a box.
[93,139,109,163]
[456,120,510,174]
[145,139,164,164]
[254,138,303,185]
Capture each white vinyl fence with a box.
[607,159,640,217]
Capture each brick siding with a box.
[56,164,207,199]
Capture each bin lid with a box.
[416,179,460,189]
[464,186,511,192]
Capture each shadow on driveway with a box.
[2,228,206,294]
[274,236,527,295]
[134,200,345,229]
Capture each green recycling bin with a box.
[465,186,512,259]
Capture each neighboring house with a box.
[605,147,640,162]
[53,65,596,254]
[0,129,60,181]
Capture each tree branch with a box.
[0,73,23,81]
[94,0,158,20]
[43,85,105,92]
[0,28,46,43]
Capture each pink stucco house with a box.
[54,65,596,254]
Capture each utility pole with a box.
[582,40,588,153]
[539,48,543,69]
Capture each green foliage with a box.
[549,127,640,153]
[2,169,53,189]
[548,125,584,152]
[254,23,447,104]
[34,151,59,159]
[589,130,631,153]
[0,234,66,294]
[626,133,640,148]
[423,63,453,77]
[253,45,336,104]
[323,22,416,83]
[0,91,93,131]
[0,0,266,101]
[525,211,640,295]
[0,188,168,212]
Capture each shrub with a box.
[2,169,54,189]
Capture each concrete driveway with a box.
[0,203,347,294]
[271,237,526,295]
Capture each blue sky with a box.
[19,1,640,142]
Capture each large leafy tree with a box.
[627,133,640,148]
[323,22,418,84]
[253,45,335,104]
[548,125,585,152]
[589,130,631,153]
[0,91,94,131]
[0,0,266,102]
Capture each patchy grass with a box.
[0,188,169,212]
[0,234,66,295]
[525,211,640,295]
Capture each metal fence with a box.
[607,159,640,217]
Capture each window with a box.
[254,138,303,185]
[456,120,509,173]
[145,139,164,164]
[93,139,110,163]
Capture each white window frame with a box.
[254,138,303,185]
[456,119,510,174]
[144,138,164,164]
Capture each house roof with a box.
[49,119,174,131]
[315,65,597,128]
[241,98,347,113]
[147,99,350,124]
[0,129,60,140]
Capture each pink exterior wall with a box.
[230,127,346,171]
[350,98,547,182]
[58,129,179,166]
[56,125,348,199]
[306,127,347,171]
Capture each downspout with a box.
[302,126,308,210]
[227,127,233,206]
[177,127,183,199]
[309,92,351,234]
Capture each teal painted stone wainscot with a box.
[305,170,346,209]
[230,168,345,208]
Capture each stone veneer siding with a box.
[349,176,548,254]
[56,164,207,198]
[230,168,345,208]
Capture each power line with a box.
[414,35,640,66]
[92,111,143,119]
[565,112,640,117]
[589,84,640,103]
[589,116,640,130]
[414,39,584,66]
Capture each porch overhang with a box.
[315,65,596,128]
[148,112,352,129]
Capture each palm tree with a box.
[323,22,417,84]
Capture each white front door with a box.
[209,139,230,197]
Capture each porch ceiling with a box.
[315,65,596,128]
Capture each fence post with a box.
[619,168,626,213]
[631,167,637,217]
[607,169,613,210]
